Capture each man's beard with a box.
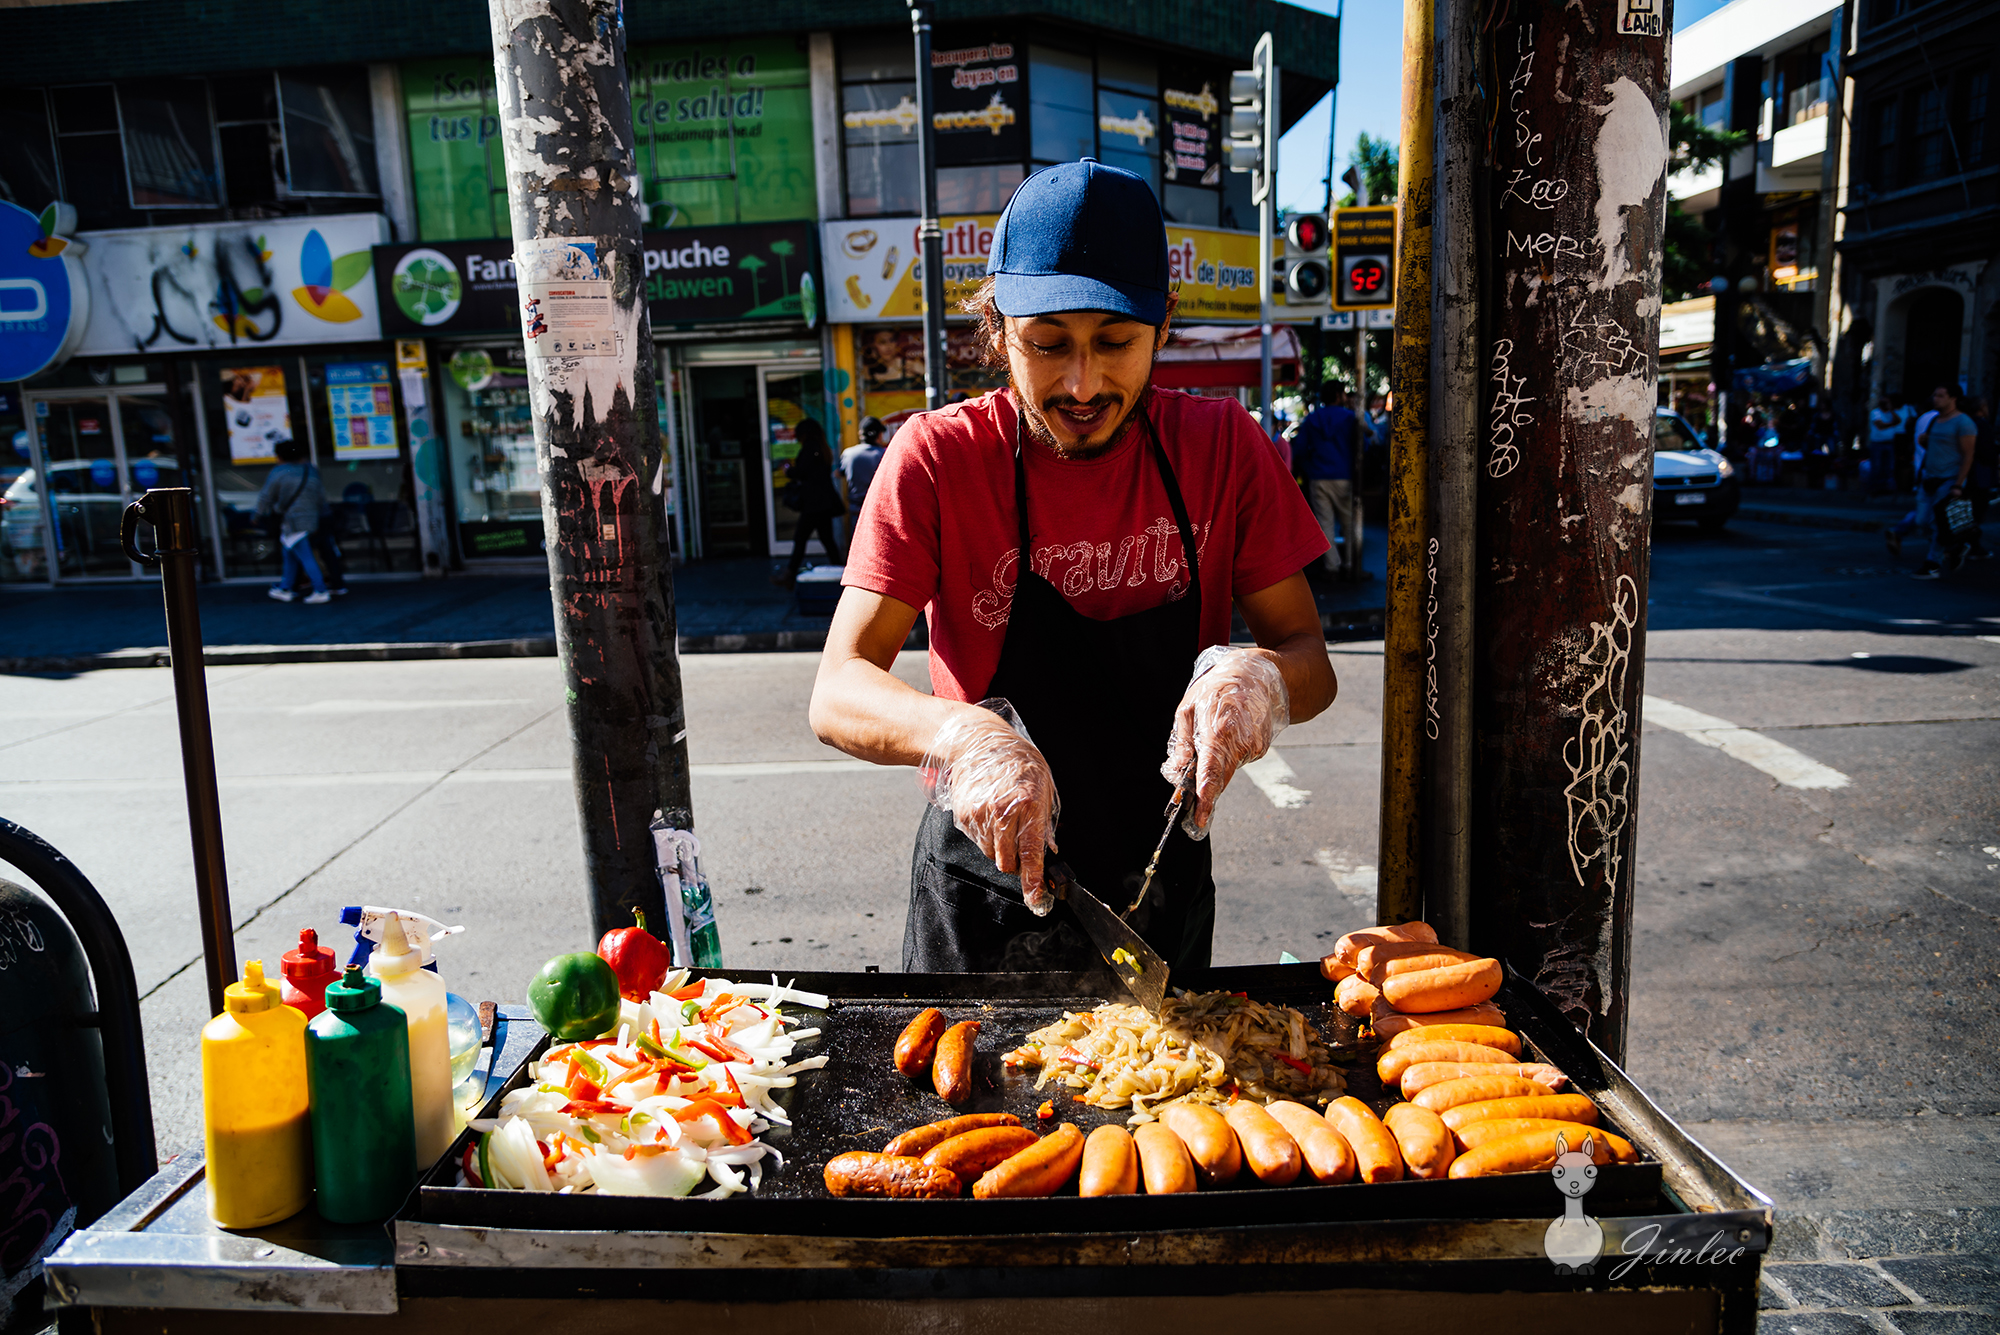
[1019,355,1156,459]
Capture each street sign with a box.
[1331,205,1397,312]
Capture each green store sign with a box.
[405,37,814,243]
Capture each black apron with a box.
[903,396,1215,974]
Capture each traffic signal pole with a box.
[1466,2,1673,1061]
[488,0,692,941]
[909,1,948,413]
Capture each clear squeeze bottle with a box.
[305,965,416,1221]
[366,912,453,1169]
[281,928,339,1019]
[201,960,312,1228]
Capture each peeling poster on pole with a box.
[516,238,619,358]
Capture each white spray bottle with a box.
[366,912,454,1169]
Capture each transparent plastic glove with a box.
[1161,646,1290,840]
[920,699,1061,915]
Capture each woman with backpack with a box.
[253,437,332,604]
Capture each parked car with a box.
[0,458,185,575]
[1653,407,1739,531]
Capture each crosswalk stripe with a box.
[1642,695,1851,790]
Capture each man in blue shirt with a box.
[1296,382,1361,577]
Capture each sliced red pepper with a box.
[600,1060,657,1095]
[543,1132,568,1170]
[461,1139,483,1188]
[668,980,707,1002]
[696,993,743,1024]
[722,1066,745,1103]
[565,1069,603,1102]
[705,1024,756,1062]
[1059,1045,1101,1071]
[560,1099,628,1116]
[673,1098,753,1145]
[1275,1053,1312,1075]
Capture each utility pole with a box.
[909,1,948,412]
[489,0,692,940]
[1468,3,1673,1061]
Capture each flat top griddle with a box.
[412,962,1681,1237]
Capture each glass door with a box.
[30,396,133,578]
[686,364,764,557]
[758,366,827,558]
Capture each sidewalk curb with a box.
[1736,505,1887,533]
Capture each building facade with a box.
[0,0,1337,585]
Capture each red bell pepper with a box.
[597,909,672,1002]
[668,980,707,1002]
[1275,1053,1313,1075]
[674,1099,753,1145]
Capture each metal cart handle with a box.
[120,497,162,567]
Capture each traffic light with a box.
[1332,205,1397,312]
[1227,35,1274,204]
[1277,212,1332,319]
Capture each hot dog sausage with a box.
[1383,1023,1520,1056]
[882,1112,1022,1158]
[1158,1103,1242,1187]
[1265,1100,1357,1184]
[1381,1102,1455,1180]
[1447,1126,1636,1178]
[931,1020,980,1104]
[1376,1040,1520,1085]
[1336,972,1381,1017]
[1411,1074,1554,1113]
[1398,1061,1568,1098]
[1079,1124,1140,1197]
[1438,1093,1599,1135]
[1370,998,1508,1038]
[1381,958,1503,1014]
[1454,1118,1638,1159]
[1355,941,1479,984]
[1324,1096,1403,1183]
[823,1151,964,1198]
[920,1125,1039,1185]
[972,1124,1086,1199]
[1330,922,1439,969]
[893,1008,947,1077]
[1222,1101,1302,1186]
[1133,1122,1196,1194]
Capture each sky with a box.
[1276,0,1734,215]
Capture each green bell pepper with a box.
[527,952,623,1042]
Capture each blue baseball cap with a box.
[989,158,1170,325]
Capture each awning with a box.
[1154,324,1301,389]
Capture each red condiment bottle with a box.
[281,929,339,1018]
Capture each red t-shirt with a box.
[842,387,1327,703]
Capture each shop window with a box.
[937,163,1023,214]
[278,68,379,197]
[635,37,815,227]
[118,79,222,208]
[404,58,507,241]
[1872,98,1898,190]
[1163,182,1218,226]
[437,344,545,560]
[1097,49,1156,99]
[1030,46,1094,163]
[1096,87,1159,193]
[1914,86,1948,178]
[843,81,920,216]
[49,85,145,229]
[839,31,914,84]
[1698,85,1726,129]
[214,74,284,209]
[1775,36,1831,127]
[1966,71,1988,165]
[0,88,61,211]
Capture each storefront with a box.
[374,221,825,566]
[2,210,425,586]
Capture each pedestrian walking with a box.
[840,416,888,542]
[1296,382,1363,579]
[1964,395,1993,559]
[811,158,1333,973]
[254,438,332,605]
[1886,384,1977,577]
[775,417,843,588]
[1867,396,1901,495]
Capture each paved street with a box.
[2,514,1996,1320]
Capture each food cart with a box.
[48,964,1771,1334]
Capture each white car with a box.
[1654,407,1739,532]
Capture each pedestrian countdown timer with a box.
[1331,205,1396,313]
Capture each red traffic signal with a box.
[1286,214,1329,253]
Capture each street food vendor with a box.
[810,159,1337,973]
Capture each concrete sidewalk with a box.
[1,544,1391,673]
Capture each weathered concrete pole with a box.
[1469,1,1673,1060]
[489,0,692,939]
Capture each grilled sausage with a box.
[1336,972,1381,1017]
[1370,999,1508,1038]
[1133,1122,1196,1194]
[1383,1024,1520,1057]
[1265,1100,1357,1184]
[1381,1102,1455,1180]
[1381,958,1504,1014]
[1355,942,1479,984]
[1399,1061,1568,1099]
[1327,922,1439,975]
[1438,1093,1600,1135]
[973,1124,1085,1199]
[1455,1119,1638,1160]
[1377,1040,1520,1086]
[1412,1074,1555,1113]
[823,1151,963,1198]
[1323,1096,1403,1183]
[921,1125,1039,1186]
[882,1112,1022,1158]
[894,1008,947,1078]
[1080,1125,1140,1197]
[1158,1103,1242,1187]
[1223,1101,1302,1186]
[1448,1127,1636,1178]
[931,1020,980,1104]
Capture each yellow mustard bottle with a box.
[202,959,312,1227]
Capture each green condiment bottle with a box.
[305,965,416,1222]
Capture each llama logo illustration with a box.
[1544,1131,1606,1274]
